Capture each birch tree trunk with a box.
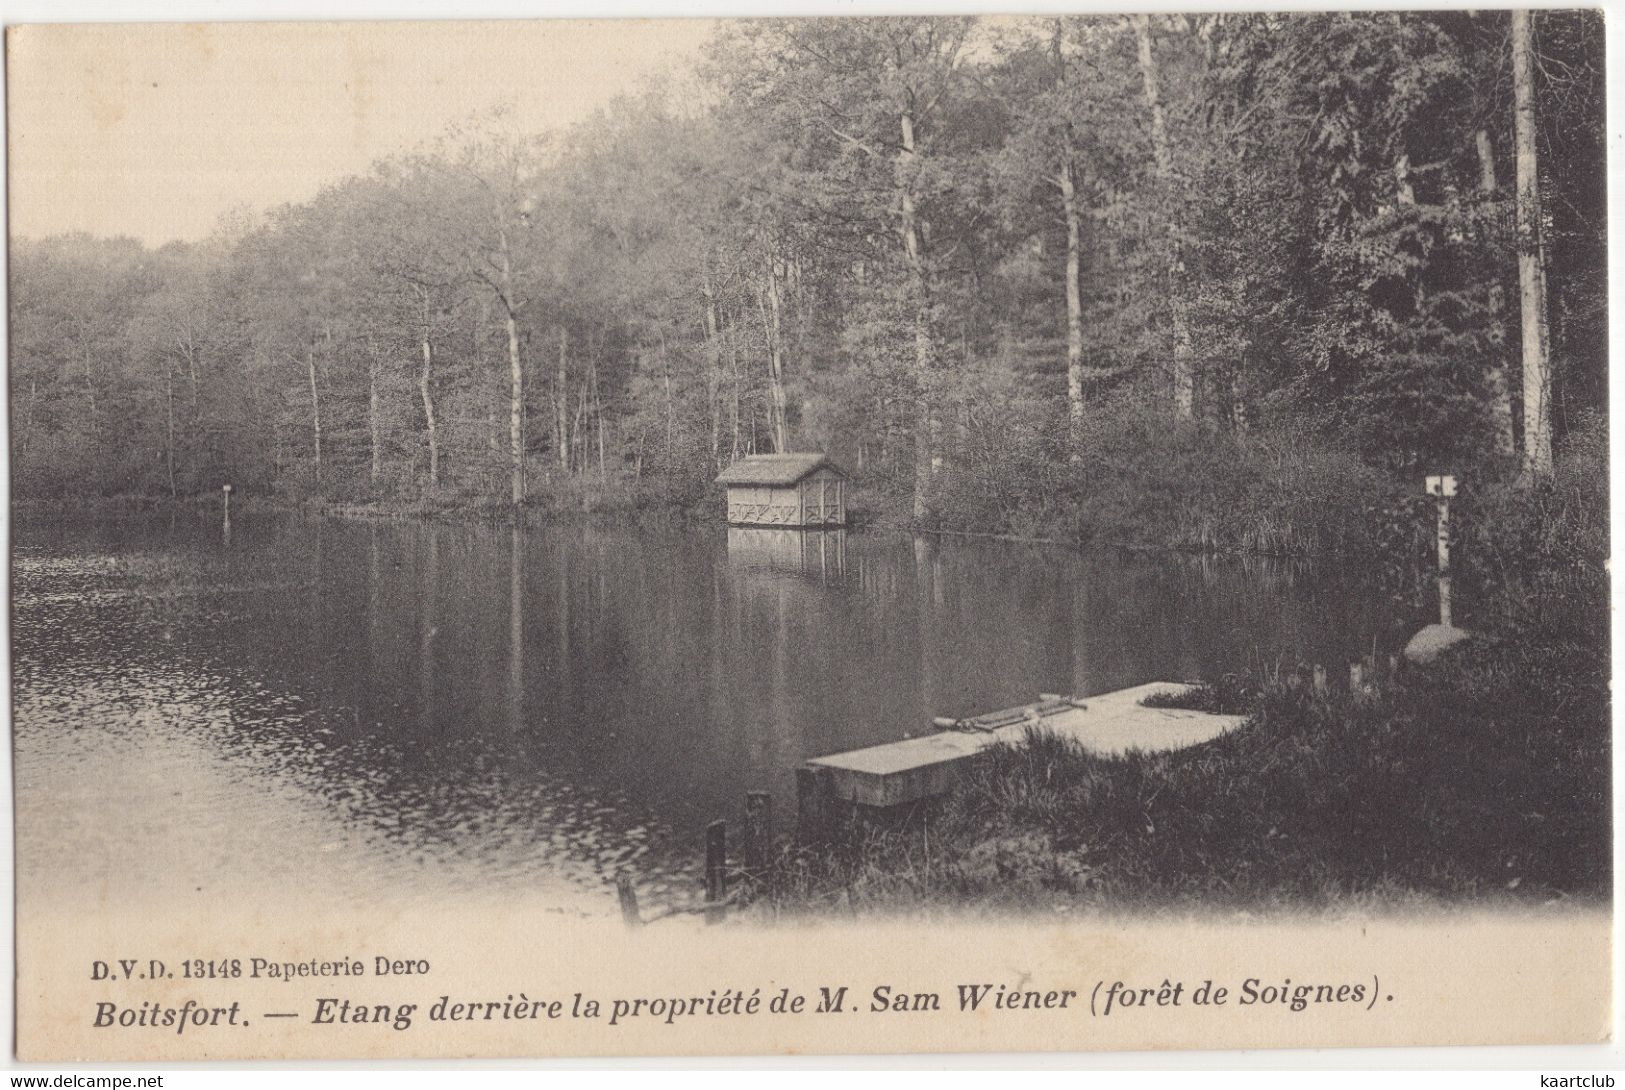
[1059,155,1085,434]
[702,272,722,469]
[474,299,499,455]
[417,293,440,487]
[1134,13,1195,421]
[365,352,380,485]
[182,328,199,412]
[1512,10,1554,478]
[556,325,571,472]
[1053,23,1086,438]
[306,343,323,489]
[899,108,936,520]
[163,357,177,499]
[765,256,790,453]
[573,381,588,469]
[729,329,743,462]
[1475,128,1517,457]
[590,324,606,479]
[497,227,526,507]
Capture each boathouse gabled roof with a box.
[715,453,845,487]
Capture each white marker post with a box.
[222,484,233,544]
[1424,474,1457,627]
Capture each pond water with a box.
[12,511,1402,916]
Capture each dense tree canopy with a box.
[11,12,1606,527]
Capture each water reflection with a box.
[726,527,847,582]
[13,512,1406,916]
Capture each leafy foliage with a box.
[9,13,1606,542]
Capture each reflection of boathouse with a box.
[727,528,848,581]
[716,454,847,528]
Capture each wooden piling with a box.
[705,819,727,925]
[615,873,641,930]
[744,791,773,878]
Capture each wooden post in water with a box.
[705,820,727,925]
[744,791,773,879]
[615,873,641,930]
[221,484,233,544]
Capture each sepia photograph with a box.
[6,5,1612,1063]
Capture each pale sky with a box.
[7,18,717,245]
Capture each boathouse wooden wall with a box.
[725,469,845,528]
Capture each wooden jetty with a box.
[800,681,1245,811]
[615,682,1248,926]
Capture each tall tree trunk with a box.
[508,525,524,733]
[1475,128,1517,457]
[1512,11,1553,478]
[506,307,525,505]
[729,326,743,462]
[899,108,935,520]
[765,256,790,453]
[498,228,525,507]
[417,294,440,487]
[556,325,571,472]
[1059,156,1085,434]
[306,343,323,490]
[702,273,722,470]
[76,333,99,441]
[183,328,199,412]
[1053,23,1086,439]
[421,526,439,733]
[163,358,177,499]
[590,325,605,478]
[1229,364,1248,433]
[474,299,499,455]
[1134,13,1195,421]
[366,336,382,486]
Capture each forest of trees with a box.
[10,12,1607,552]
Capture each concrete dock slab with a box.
[805,682,1246,808]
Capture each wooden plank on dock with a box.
[804,682,1244,808]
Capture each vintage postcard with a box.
[7,10,1611,1062]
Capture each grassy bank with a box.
[17,411,1604,572]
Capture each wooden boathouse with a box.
[717,454,847,528]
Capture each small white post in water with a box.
[222,483,233,544]
[1424,474,1457,627]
